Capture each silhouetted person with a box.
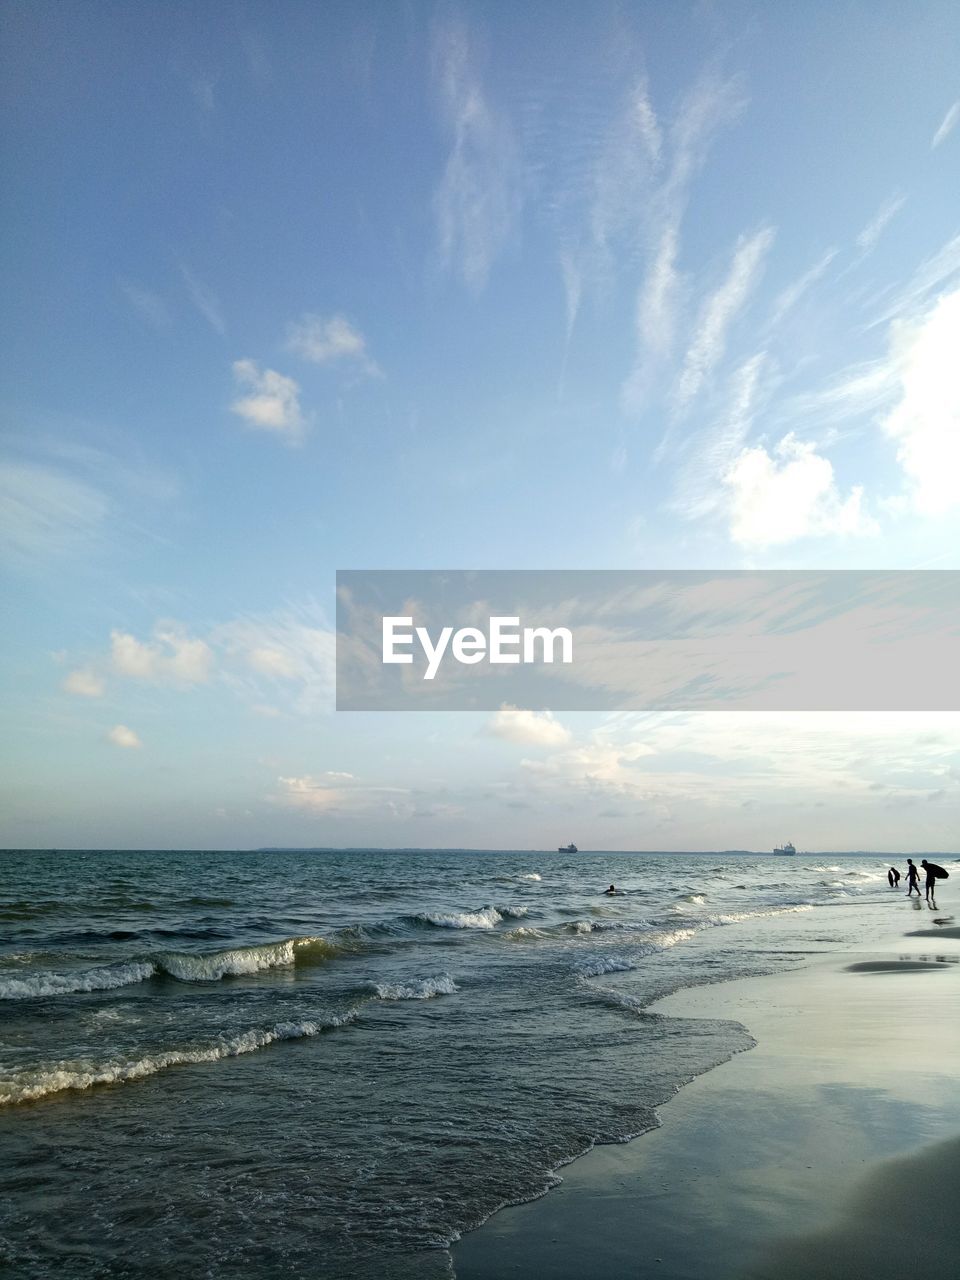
[905,858,921,896]
[888,866,901,888]
[604,884,617,895]
[921,859,946,902]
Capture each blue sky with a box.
[2,0,959,851]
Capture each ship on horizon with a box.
[773,841,797,856]
[558,842,578,853]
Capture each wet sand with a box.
[452,907,960,1279]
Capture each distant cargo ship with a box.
[773,841,797,856]
[558,842,578,853]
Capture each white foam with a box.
[498,905,529,919]
[0,961,156,1000]
[576,955,636,977]
[0,936,336,1000]
[0,1012,356,1105]
[518,873,542,881]
[505,926,546,940]
[642,927,696,950]
[157,940,300,981]
[712,905,813,926]
[420,907,503,929]
[369,974,458,1000]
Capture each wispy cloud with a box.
[213,607,336,715]
[230,360,306,442]
[120,280,171,328]
[547,72,665,359]
[286,313,380,375]
[621,71,748,413]
[673,226,775,411]
[866,231,960,329]
[107,724,142,750]
[931,100,960,149]
[432,15,521,291]
[0,461,108,567]
[855,192,906,257]
[673,352,768,522]
[767,248,838,329]
[180,264,225,334]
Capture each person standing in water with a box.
[887,866,901,888]
[905,859,922,897]
[920,859,946,903]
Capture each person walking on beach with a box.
[920,859,947,903]
[887,866,901,888]
[905,859,922,896]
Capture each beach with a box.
[2,850,957,1277]
[453,904,960,1279]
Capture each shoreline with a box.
[451,899,960,1279]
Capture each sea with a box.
[0,847,948,1278]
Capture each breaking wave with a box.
[368,974,458,1000]
[412,904,527,929]
[0,936,343,1000]
[0,1012,357,1105]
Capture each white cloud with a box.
[63,669,105,698]
[855,192,906,256]
[486,705,571,747]
[275,774,344,812]
[286,313,378,374]
[520,735,656,791]
[230,359,305,442]
[0,461,108,567]
[880,287,960,516]
[674,226,775,409]
[432,16,521,291]
[931,100,960,149]
[108,724,141,750]
[723,432,877,548]
[111,627,213,685]
[77,607,333,716]
[180,264,225,334]
[272,773,407,815]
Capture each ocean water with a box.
[0,848,940,1277]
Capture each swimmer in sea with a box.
[604,884,616,895]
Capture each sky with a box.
[2,0,959,851]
